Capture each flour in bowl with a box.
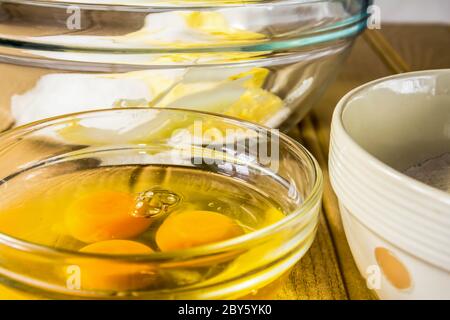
[404,152,450,194]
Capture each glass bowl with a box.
[0,0,370,132]
[0,108,322,299]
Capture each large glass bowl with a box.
[0,108,322,299]
[0,0,370,132]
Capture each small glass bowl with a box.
[0,108,322,299]
[0,0,370,132]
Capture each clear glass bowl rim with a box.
[3,0,346,9]
[0,0,370,56]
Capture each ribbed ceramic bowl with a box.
[329,70,450,300]
[0,0,370,132]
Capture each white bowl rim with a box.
[332,69,450,206]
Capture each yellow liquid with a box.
[0,164,287,298]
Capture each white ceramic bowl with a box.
[329,69,450,300]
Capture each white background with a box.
[375,0,450,24]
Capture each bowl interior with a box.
[342,70,450,172]
[0,108,322,299]
[0,108,321,253]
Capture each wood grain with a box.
[380,24,450,71]
[273,212,347,300]
[299,117,376,300]
[282,34,394,300]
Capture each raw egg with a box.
[77,239,154,291]
[80,239,153,255]
[156,210,243,251]
[65,191,152,243]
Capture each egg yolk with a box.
[65,191,152,243]
[156,210,243,251]
[80,239,153,255]
[77,240,154,291]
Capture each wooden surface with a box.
[274,23,450,300]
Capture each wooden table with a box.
[274,24,450,300]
